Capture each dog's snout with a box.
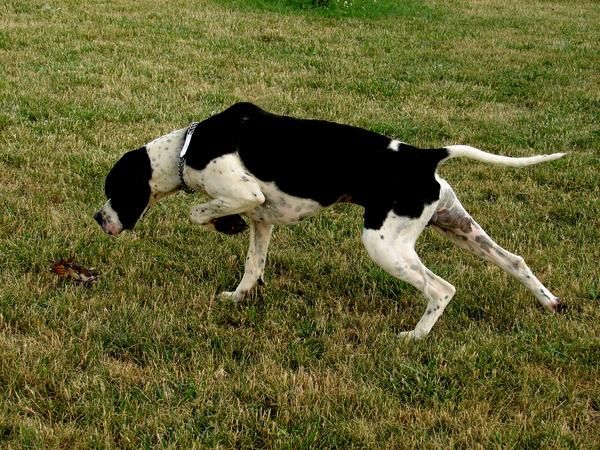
[93,211,103,226]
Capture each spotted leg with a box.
[190,195,265,230]
[362,204,457,340]
[221,220,274,301]
[188,154,266,230]
[429,180,562,312]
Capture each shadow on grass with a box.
[218,0,438,19]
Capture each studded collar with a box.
[178,122,199,194]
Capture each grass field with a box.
[1,0,599,447]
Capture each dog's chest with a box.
[246,181,322,225]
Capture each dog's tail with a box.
[442,145,565,167]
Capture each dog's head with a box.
[94,147,152,235]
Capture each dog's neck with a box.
[145,127,188,198]
[177,122,199,194]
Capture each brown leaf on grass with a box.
[50,257,98,286]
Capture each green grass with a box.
[221,0,437,19]
[1,0,599,447]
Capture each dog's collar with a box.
[178,122,199,194]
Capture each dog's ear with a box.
[105,147,152,229]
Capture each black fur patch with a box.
[213,215,248,235]
[183,103,449,230]
[105,147,152,229]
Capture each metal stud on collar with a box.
[178,122,199,194]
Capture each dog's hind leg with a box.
[221,220,274,301]
[362,204,456,340]
[430,180,562,312]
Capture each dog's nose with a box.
[93,211,103,226]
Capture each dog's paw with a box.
[219,290,245,301]
[190,205,210,225]
[398,329,427,341]
[550,297,566,314]
[540,296,565,314]
[213,215,248,235]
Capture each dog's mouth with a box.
[94,205,124,236]
[103,222,122,236]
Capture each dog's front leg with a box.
[221,220,274,301]
[190,195,264,230]
[188,153,265,230]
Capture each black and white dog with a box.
[94,102,564,339]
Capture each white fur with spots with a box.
[362,202,457,340]
[95,200,123,235]
[430,178,561,312]
[146,128,187,197]
[97,123,565,340]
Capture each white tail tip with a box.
[444,145,566,167]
